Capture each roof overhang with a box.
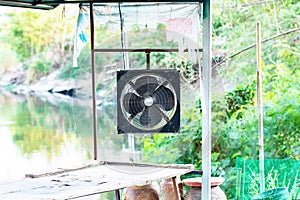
[0,0,57,10]
[0,0,202,10]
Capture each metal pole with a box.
[90,3,98,160]
[115,189,121,200]
[256,22,265,192]
[93,48,203,53]
[201,0,212,199]
[146,52,150,70]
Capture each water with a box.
[0,89,142,183]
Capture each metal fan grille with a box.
[117,69,180,134]
[120,74,177,130]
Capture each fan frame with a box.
[117,69,180,134]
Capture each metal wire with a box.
[118,3,126,70]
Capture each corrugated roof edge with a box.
[0,0,55,10]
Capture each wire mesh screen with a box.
[70,2,203,163]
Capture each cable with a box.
[118,3,126,70]
[213,27,300,69]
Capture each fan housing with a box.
[117,69,180,134]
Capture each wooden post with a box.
[90,3,98,160]
[171,176,181,200]
[256,22,265,192]
[201,0,212,199]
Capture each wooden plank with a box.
[0,162,193,199]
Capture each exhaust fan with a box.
[117,69,180,134]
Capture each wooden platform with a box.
[0,161,193,200]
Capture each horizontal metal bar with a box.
[93,48,203,53]
[85,2,201,6]
[41,0,203,5]
[0,0,201,9]
[0,0,34,3]
[0,1,54,9]
[0,4,54,9]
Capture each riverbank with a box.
[0,67,86,96]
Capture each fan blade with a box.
[134,76,159,96]
[140,106,162,127]
[153,85,175,111]
[123,93,144,116]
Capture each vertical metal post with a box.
[201,0,212,200]
[115,189,121,200]
[146,51,150,70]
[90,3,98,160]
[256,22,265,192]
[118,2,129,70]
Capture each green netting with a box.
[235,158,300,200]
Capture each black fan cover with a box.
[117,69,180,134]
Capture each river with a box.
[0,89,144,199]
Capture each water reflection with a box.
[0,90,142,183]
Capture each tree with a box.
[1,7,76,61]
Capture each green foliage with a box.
[263,64,300,159]
[142,43,300,197]
[59,65,83,79]
[0,6,76,84]
[141,82,257,164]
[213,0,300,85]
[225,83,256,118]
[161,54,199,84]
[142,102,202,167]
[28,60,53,81]
[1,7,75,61]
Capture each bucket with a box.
[252,187,290,200]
